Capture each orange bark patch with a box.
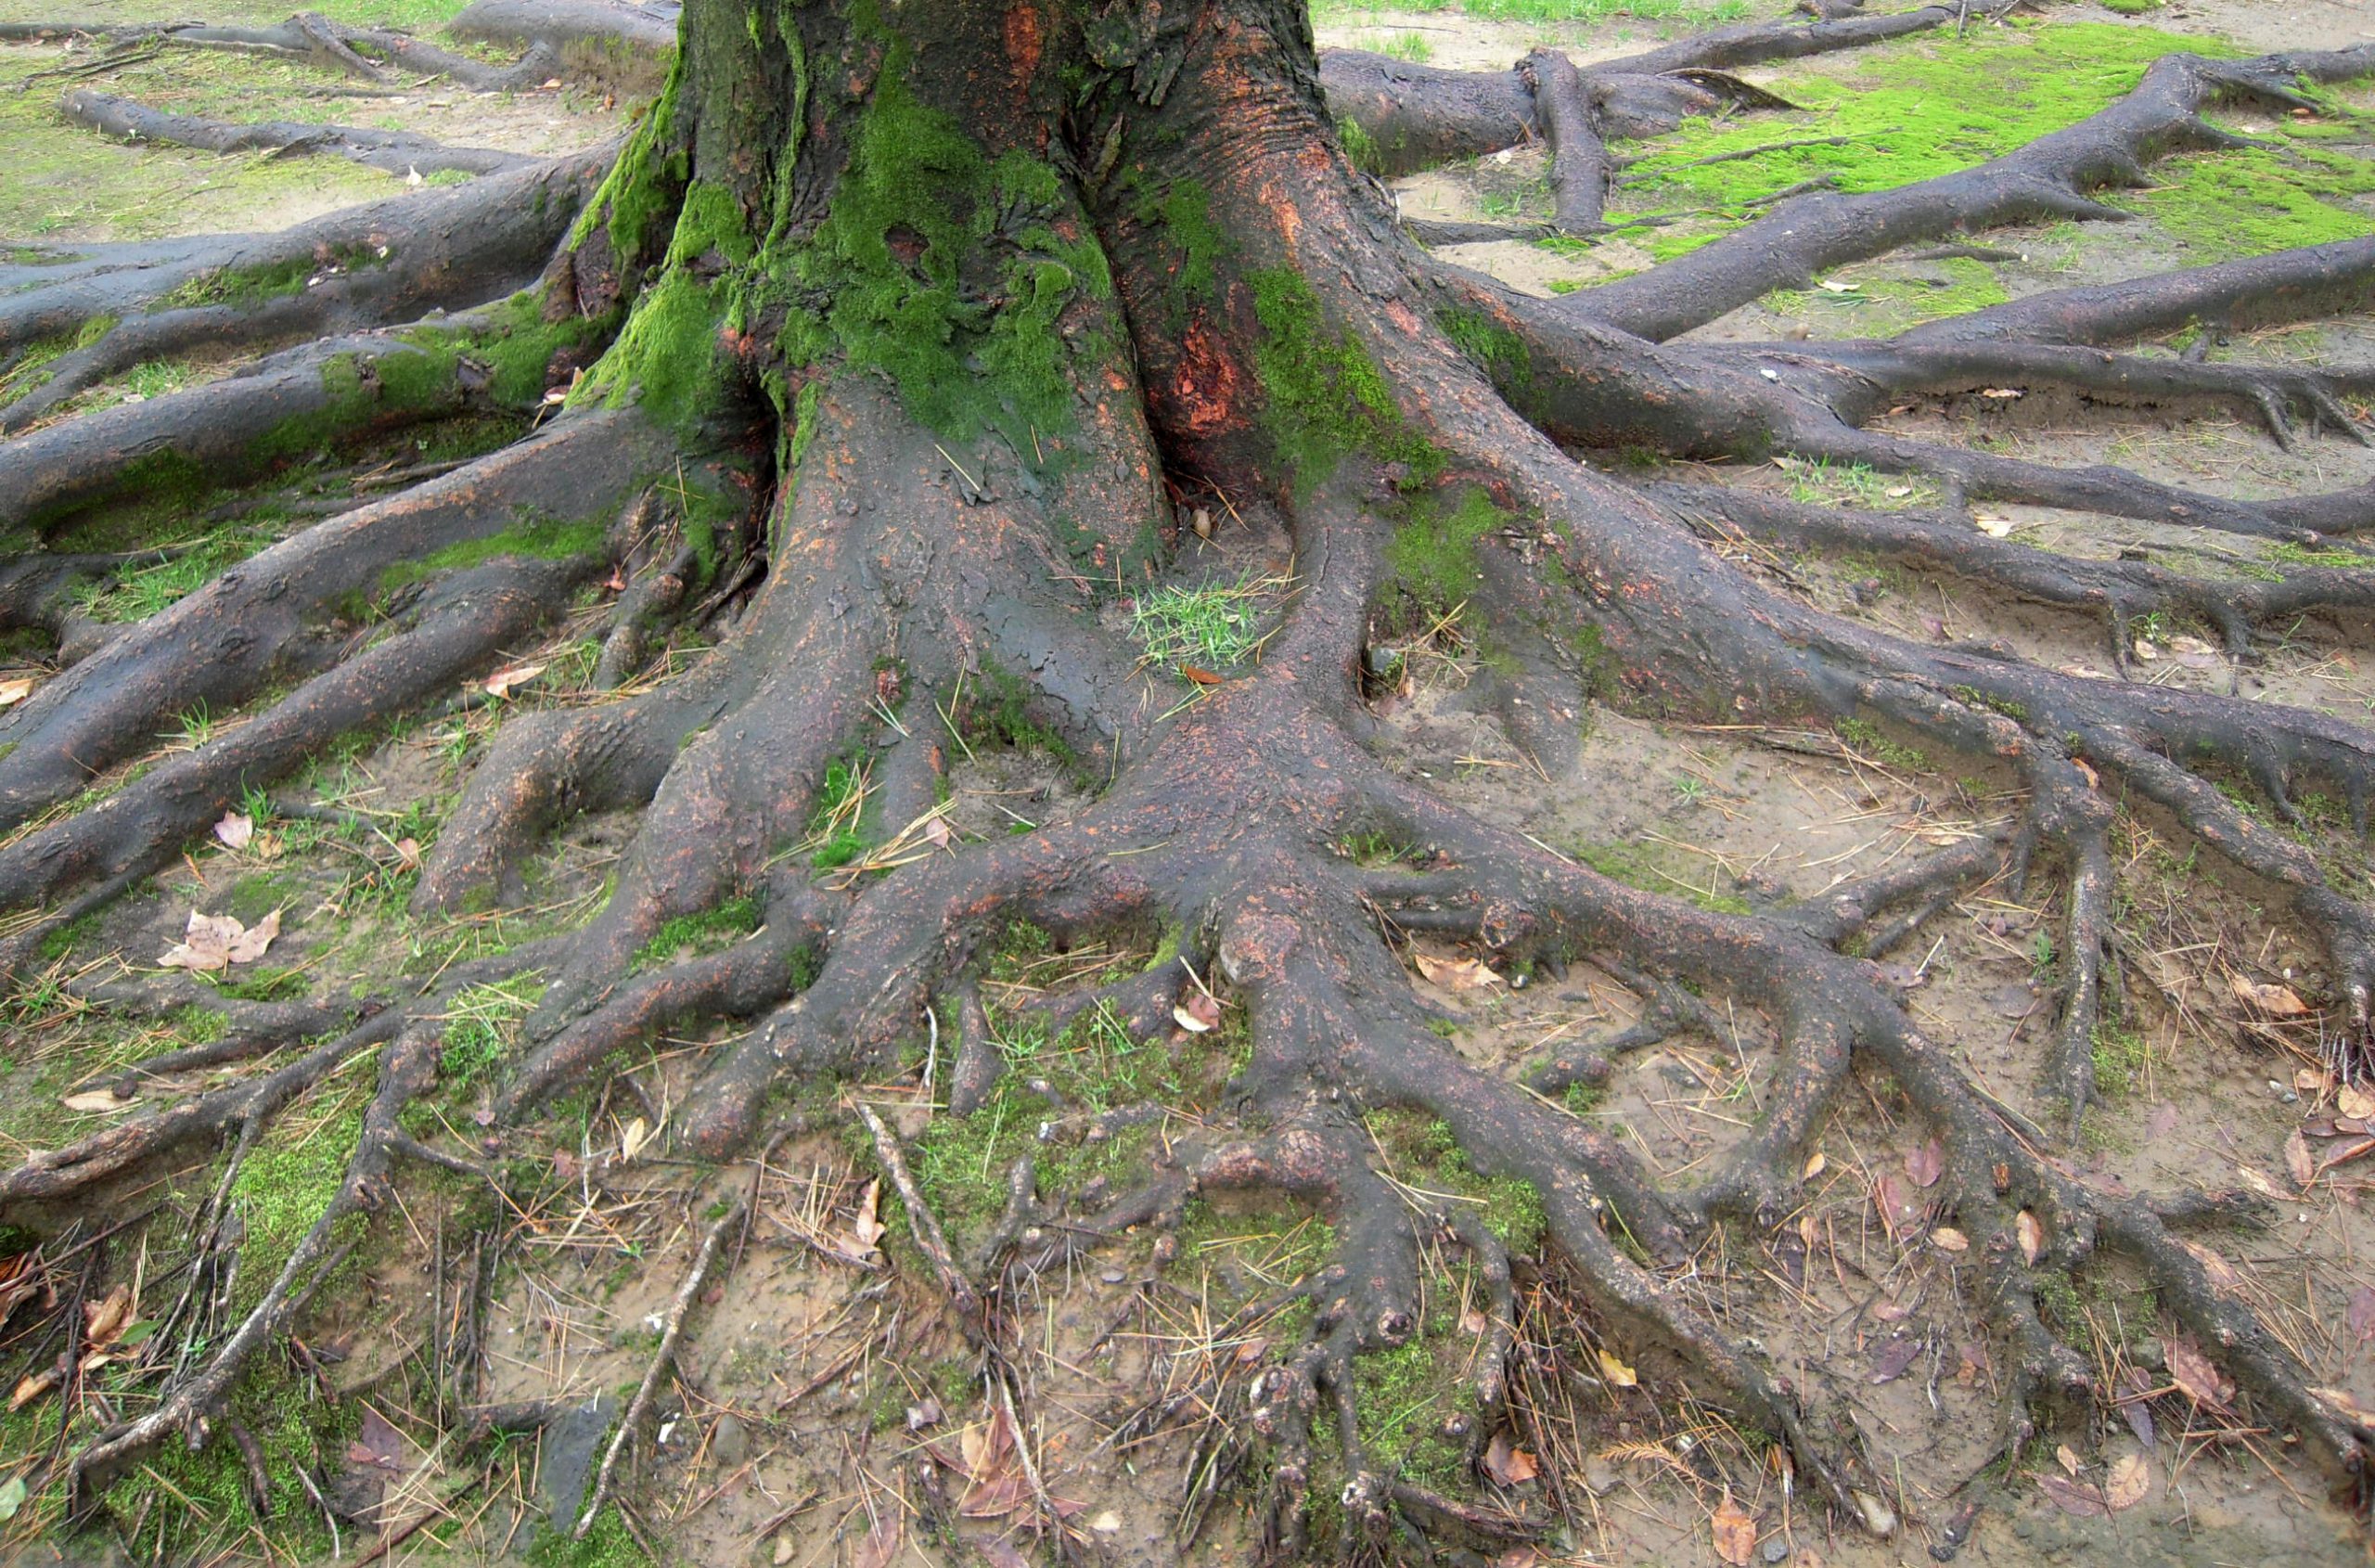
[1004,4,1044,92]
[1169,320,1244,437]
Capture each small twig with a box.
[855,1101,982,1331]
[573,1196,745,1538]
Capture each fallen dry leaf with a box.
[0,675,33,708]
[1596,1347,1637,1388]
[213,811,253,850]
[158,907,281,971]
[1931,1226,1969,1253]
[846,1178,887,1259]
[1710,1495,1758,1566]
[2104,1452,2150,1510]
[2166,1337,2233,1407]
[2055,1444,2082,1477]
[2342,1084,2375,1122]
[1802,1150,1826,1180]
[481,662,547,699]
[2348,1286,2375,1342]
[1873,1171,1922,1236]
[9,1368,58,1410]
[1974,515,2015,537]
[2236,1163,2283,1202]
[0,1253,45,1322]
[851,1520,901,1568]
[2016,1209,2044,1266]
[1906,1137,1944,1189]
[2288,1127,2317,1188]
[1483,1430,1538,1487]
[79,1282,137,1371]
[61,1087,135,1114]
[1414,952,1501,991]
[1179,664,1223,686]
[2037,1472,2107,1518]
[619,1116,653,1162]
[1173,991,1222,1033]
[1868,1337,1921,1384]
[2230,974,2311,1017]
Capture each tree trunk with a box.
[7,0,2375,1550]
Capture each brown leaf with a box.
[1802,1150,1826,1180]
[1711,1495,1758,1566]
[1414,952,1501,991]
[61,1087,135,1114]
[1173,991,1222,1033]
[1906,1138,1944,1189]
[2055,1444,2081,1477]
[844,1178,886,1259]
[481,662,547,699]
[1595,1347,1637,1388]
[1868,1337,1921,1384]
[2235,1163,2283,1202]
[851,1518,902,1568]
[0,1253,45,1322]
[1873,1171,1921,1236]
[1178,664,1223,686]
[2230,974,2311,1017]
[158,907,281,971]
[83,1284,132,1354]
[1483,1431,1538,1487]
[393,836,422,871]
[2348,1286,2375,1342]
[9,1368,58,1410]
[2166,1337,2233,1408]
[213,812,254,850]
[2287,1128,2317,1188]
[2016,1210,2044,1266]
[2317,1136,2375,1178]
[1931,1226,1969,1253]
[2340,1085,2375,1121]
[2104,1452,2150,1511]
[2037,1473,2108,1517]
[346,1407,412,1473]
[0,675,34,708]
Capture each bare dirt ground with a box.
[4,2,2375,1566]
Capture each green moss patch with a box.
[1603,20,2340,269]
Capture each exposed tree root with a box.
[0,149,610,433]
[61,89,533,177]
[1553,42,2375,340]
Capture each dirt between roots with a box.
[6,0,2375,1564]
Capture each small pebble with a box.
[2282,1090,2300,1103]
[1100,1268,1126,1285]
[1762,1539,1791,1564]
[2269,1080,2287,1096]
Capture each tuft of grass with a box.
[73,522,283,623]
[1781,458,1933,511]
[438,977,543,1093]
[1129,573,1290,673]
